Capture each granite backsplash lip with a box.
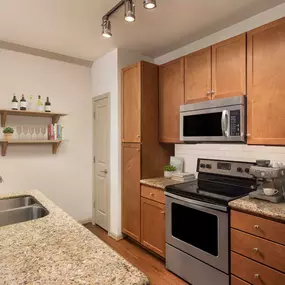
[229,195,285,223]
[140,177,182,190]
[0,190,149,285]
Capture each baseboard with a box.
[108,231,124,241]
[78,217,92,225]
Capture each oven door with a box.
[180,105,245,142]
[166,192,229,273]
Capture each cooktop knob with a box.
[237,167,243,173]
[206,164,212,169]
[200,163,205,168]
[245,168,250,173]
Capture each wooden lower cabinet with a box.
[141,197,166,257]
[122,143,141,242]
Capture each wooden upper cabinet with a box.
[185,47,212,104]
[122,63,141,143]
[122,143,141,242]
[247,18,285,145]
[212,33,246,100]
[159,57,184,143]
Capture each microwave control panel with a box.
[230,110,241,136]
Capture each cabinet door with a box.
[212,34,246,99]
[122,63,141,143]
[122,143,141,241]
[159,58,184,143]
[247,18,285,145]
[141,197,165,257]
[185,47,212,104]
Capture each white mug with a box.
[263,188,279,196]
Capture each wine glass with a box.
[28,127,34,140]
[41,126,47,140]
[16,126,22,140]
[35,127,41,140]
[23,126,29,140]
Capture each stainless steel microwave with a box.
[180,96,246,142]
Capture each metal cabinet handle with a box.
[206,91,211,96]
[254,224,259,229]
[247,133,251,137]
[137,135,140,138]
[211,90,215,94]
[100,169,108,174]
[149,193,154,197]
[161,211,165,214]
[254,273,260,279]
[253,247,259,252]
[221,110,229,137]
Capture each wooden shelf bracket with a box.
[1,111,7,128]
[52,141,62,154]
[1,142,8,156]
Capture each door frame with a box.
[92,93,111,233]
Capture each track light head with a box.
[143,0,156,9]
[125,0,135,22]
[102,17,112,38]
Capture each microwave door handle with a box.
[221,110,230,137]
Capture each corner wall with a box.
[91,48,153,238]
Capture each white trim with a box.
[78,218,92,225]
[92,93,111,233]
[108,232,124,241]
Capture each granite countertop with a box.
[0,190,149,285]
[140,177,181,190]
[229,196,285,223]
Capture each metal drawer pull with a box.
[149,193,154,197]
[161,211,165,214]
[254,224,259,229]
[253,248,259,252]
[254,274,260,279]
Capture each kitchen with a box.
[1,1,285,285]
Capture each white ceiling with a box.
[0,0,284,61]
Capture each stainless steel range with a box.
[165,158,257,285]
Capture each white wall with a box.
[154,3,285,171]
[155,3,285,65]
[0,49,93,221]
[91,48,153,237]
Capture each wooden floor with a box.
[84,223,188,285]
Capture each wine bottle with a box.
[28,95,33,110]
[11,94,18,110]
[45,97,51,112]
[20,94,27,110]
[36,95,43,112]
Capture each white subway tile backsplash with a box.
[175,144,285,174]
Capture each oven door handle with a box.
[221,110,230,137]
[165,192,228,212]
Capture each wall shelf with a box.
[0,109,67,127]
[0,140,62,156]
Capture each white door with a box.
[93,96,110,231]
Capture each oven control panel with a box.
[197,159,255,178]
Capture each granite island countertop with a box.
[140,177,182,190]
[0,190,149,285]
[229,195,285,223]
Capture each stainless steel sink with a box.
[0,205,48,227]
[0,196,37,211]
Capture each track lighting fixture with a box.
[101,0,158,38]
[143,0,156,9]
[102,17,112,38]
[125,0,135,22]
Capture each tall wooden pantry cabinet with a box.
[121,61,173,242]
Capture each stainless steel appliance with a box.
[180,96,246,142]
[165,158,256,285]
[249,160,285,203]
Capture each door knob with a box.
[100,169,108,174]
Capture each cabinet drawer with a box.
[231,252,285,285]
[231,229,285,272]
[141,185,165,204]
[231,275,250,285]
[231,210,285,245]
